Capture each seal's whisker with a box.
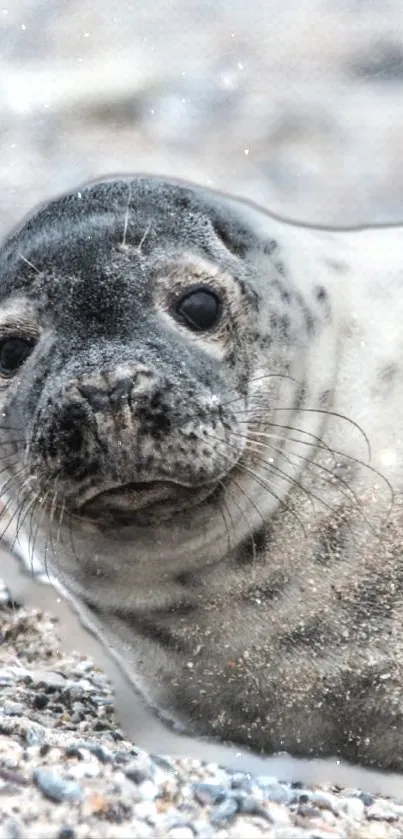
[46,488,61,567]
[29,489,52,580]
[225,400,372,464]
[209,430,318,519]
[17,252,41,274]
[220,475,261,566]
[56,498,67,548]
[277,407,371,462]
[120,181,132,249]
[242,438,384,546]
[0,449,26,462]
[240,436,331,518]
[236,461,307,537]
[12,494,40,558]
[0,468,28,543]
[244,433,357,508]
[4,498,27,553]
[210,445,306,537]
[67,504,80,567]
[136,220,152,254]
[0,460,25,487]
[0,467,25,506]
[245,426,395,510]
[212,372,297,407]
[223,477,264,570]
[216,480,234,557]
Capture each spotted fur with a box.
[0,176,403,770]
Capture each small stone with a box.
[64,745,85,760]
[192,782,228,806]
[297,803,322,818]
[358,790,374,807]
[33,768,83,802]
[338,796,365,821]
[236,796,273,821]
[33,692,49,710]
[125,757,152,785]
[134,800,158,821]
[291,789,312,804]
[367,802,398,822]
[1,818,23,839]
[25,727,45,746]
[265,802,292,825]
[138,779,159,800]
[190,822,214,839]
[28,670,67,691]
[259,780,293,805]
[57,829,76,839]
[150,755,176,773]
[230,772,254,793]
[3,702,23,716]
[209,797,238,827]
[67,758,100,780]
[65,740,112,763]
[81,791,109,817]
[353,824,394,839]
[310,791,338,811]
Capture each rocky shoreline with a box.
[2,586,403,839]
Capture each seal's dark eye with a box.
[174,286,222,332]
[0,338,34,377]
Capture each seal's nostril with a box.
[109,377,133,407]
[55,402,90,457]
[66,426,85,454]
[77,384,109,412]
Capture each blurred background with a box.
[2,0,403,235]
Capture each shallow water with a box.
[2,544,403,798]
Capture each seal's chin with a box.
[79,480,216,527]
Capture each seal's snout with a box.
[33,353,242,521]
[43,363,168,483]
[77,367,156,414]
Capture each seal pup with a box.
[0,176,402,771]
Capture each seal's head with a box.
[0,177,330,574]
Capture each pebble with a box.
[1,820,23,839]
[367,803,399,822]
[167,828,194,839]
[2,702,23,717]
[209,797,239,826]
[138,779,159,800]
[33,769,83,803]
[192,782,228,806]
[258,779,293,804]
[133,799,158,821]
[338,796,365,821]
[125,756,153,785]
[25,728,46,747]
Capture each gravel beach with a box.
[3,583,403,839]
[2,0,403,835]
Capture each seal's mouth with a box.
[80,479,216,526]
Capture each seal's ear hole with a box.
[0,337,35,378]
[210,216,251,259]
[173,285,222,333]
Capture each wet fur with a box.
[0,176,403,770]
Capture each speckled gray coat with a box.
[0,177,402,771]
